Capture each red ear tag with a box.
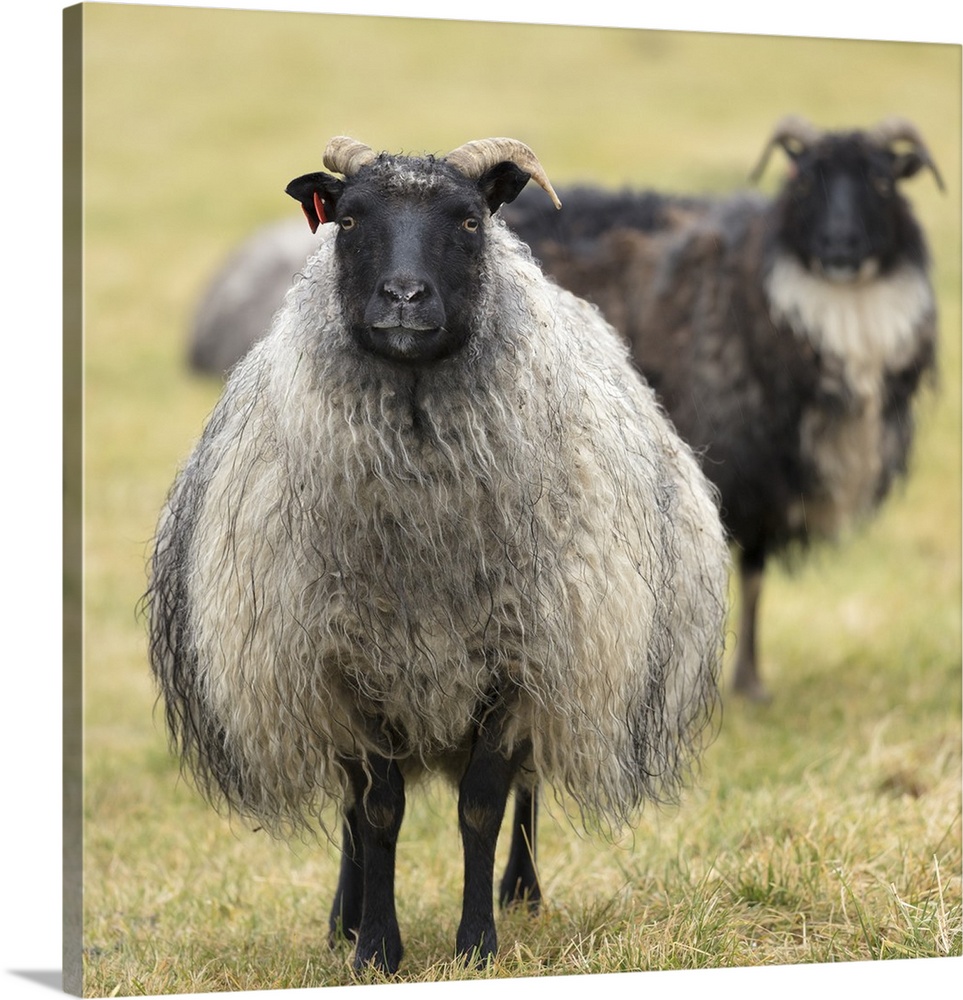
[313,191,329,226]
[301,205,320,234]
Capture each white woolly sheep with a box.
[147,136,729,973]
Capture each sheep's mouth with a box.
[360,324,466,364]
[810,256,880,285]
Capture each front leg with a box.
[341,755,406,974]
[456,716,529,965]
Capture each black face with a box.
[333,179,488,364]
[779,137,907,281]
[286,159,531,366]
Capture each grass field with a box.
[74,5,961,996]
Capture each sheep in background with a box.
[147,136,729,973]
[502,115,943,702]
[187,217,320,376]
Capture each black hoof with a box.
[455,925,497,968]
[353,932,403,975]
[498,869,541,913]
[327,916,359,949]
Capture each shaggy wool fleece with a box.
[149,220,728,837]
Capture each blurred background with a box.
[71,3,959,996]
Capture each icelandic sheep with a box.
[501,115,942,702]
[146,135,729,973]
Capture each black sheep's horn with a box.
[749,114,825,183]
[866,117,945,192]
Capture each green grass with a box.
[76,5,961,995]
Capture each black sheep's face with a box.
[286,159,530,365]
[335,179,488,364]
[779,137,908,283]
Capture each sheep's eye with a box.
[462,217,480,233]
[340,216,357,232]
[872,175,892,196]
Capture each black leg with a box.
[456,715,528,966]
[732,546,771,702]
[328,807,364,946]
[341,755,406,974]
[498,784,541,911]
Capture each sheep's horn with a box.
[749,114,825,183]
[323,136,378,177]
[445,137,562,210]
[865,117,945,191]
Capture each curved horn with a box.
[749,114,825,183]
[323,136,378,177]
[865,117,945,191]
[444,137,562,209]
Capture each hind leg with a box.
[498,784,540,911]
[328,807,364,946]
[731,547,771,703]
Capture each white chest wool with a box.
[765,252,934,537]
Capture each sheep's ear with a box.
[476,161,533,214]
[285,172,344,233]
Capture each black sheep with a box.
[502,115,943,701]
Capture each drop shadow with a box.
[8,971,63,992]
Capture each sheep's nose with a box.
[382,277,429,303]
[817,229,861,254]
[814,227,865,269]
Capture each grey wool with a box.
[149,220,728,834]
